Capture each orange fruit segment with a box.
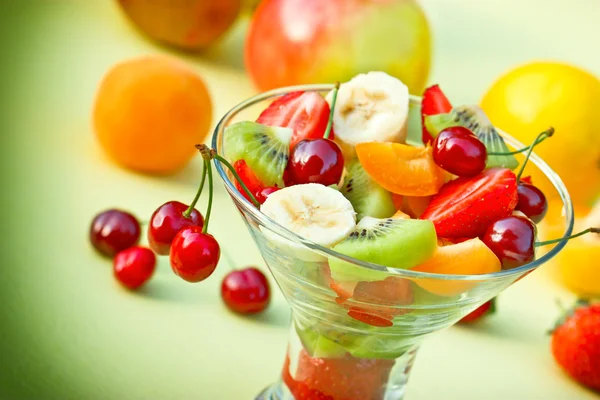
[356,142,445,196]
[412,238,501,296]
[402,195,432,218]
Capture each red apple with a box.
[117,0,242,50]
[245,0,431,93]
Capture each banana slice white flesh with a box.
[260,183,356,261]
[326,71,410,158]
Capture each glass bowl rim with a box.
[212,83,574,282]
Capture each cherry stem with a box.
[535,227,599,247]
[488,134,552,156]
[183,161,207,219]
[195,144,261,208]
[516,127,555,181]
[202,159,214,234]
[323,82,340,140]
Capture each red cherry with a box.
[170,226,220,283]
[221,267,271,314]
[432,126,487,177]
[481,215,536,270]
[516,183,548,223]
[256,187,280,204]
[287,138,344,186]
[113,246,156,290]
[148,201,204,255]
[90,209,141,257]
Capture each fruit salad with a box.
[219,72,570,399]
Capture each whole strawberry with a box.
[459,299,495,324]
[551,300,600,392]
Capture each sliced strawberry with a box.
[421,168,518,238]
[421,84,453,145]
[283,349,395,400]
[257,91,332,150]
[459,299,495,324]
[520,175,533,185]
[233,160,264,203]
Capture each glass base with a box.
[254,381,287,400]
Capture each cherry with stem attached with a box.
[513,127,554,223]
[287,82,344,186]
[148,165,206,255]
[170,157,220,283]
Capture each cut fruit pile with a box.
[224,71,553,288]
[219,71,597,383]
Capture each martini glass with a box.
[212,85,574,400]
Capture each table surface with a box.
[2,1,599,399]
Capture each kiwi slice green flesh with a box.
[425,105,519,170]
[223,121,292,187]
[341,159,395,221]
[329,217,437,282]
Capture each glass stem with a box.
[214,154,261,208]
[202,159,214,234]
[183,161,207,218]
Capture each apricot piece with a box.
[411,238,501,296]
[356,142,445,196]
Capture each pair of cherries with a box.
[89,146,271,315]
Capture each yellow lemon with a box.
[552,202,600,296]
[481,62,600,208]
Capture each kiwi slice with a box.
[341,159,395,221]
[223,121,292,187]
[328,216,437,282]
[424,105,519,170]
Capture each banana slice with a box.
[260,183,356,261]
[326,71,410,159]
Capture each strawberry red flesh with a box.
[282,348,395,400]
[420,168,518,238]
[421,84,453,145]
[233,160,264,203]
[257,91,332,150]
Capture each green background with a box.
[1,1,599,399]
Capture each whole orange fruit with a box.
[93,56,212,175]
[481,62,600,208]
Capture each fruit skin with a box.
[255,187,280,204]
[90,209,141,257]
[170,226,220,283]
[148,201,204,255]
[481,215,536,270]
[421,168,518,238]
[113,246,156,290]
[93,56,212,175]
[432,126,487,177]
[245,0,431,94]
[288,138,344,187]
[551,302,600,392]
[421,84,452,145]
[516,183,548,223]
[459,299,495,324]
[256,91,331,150]
[221,267,270,314]
[117,0,241,50]
[481,61,600,207]
[356,142,445,196]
